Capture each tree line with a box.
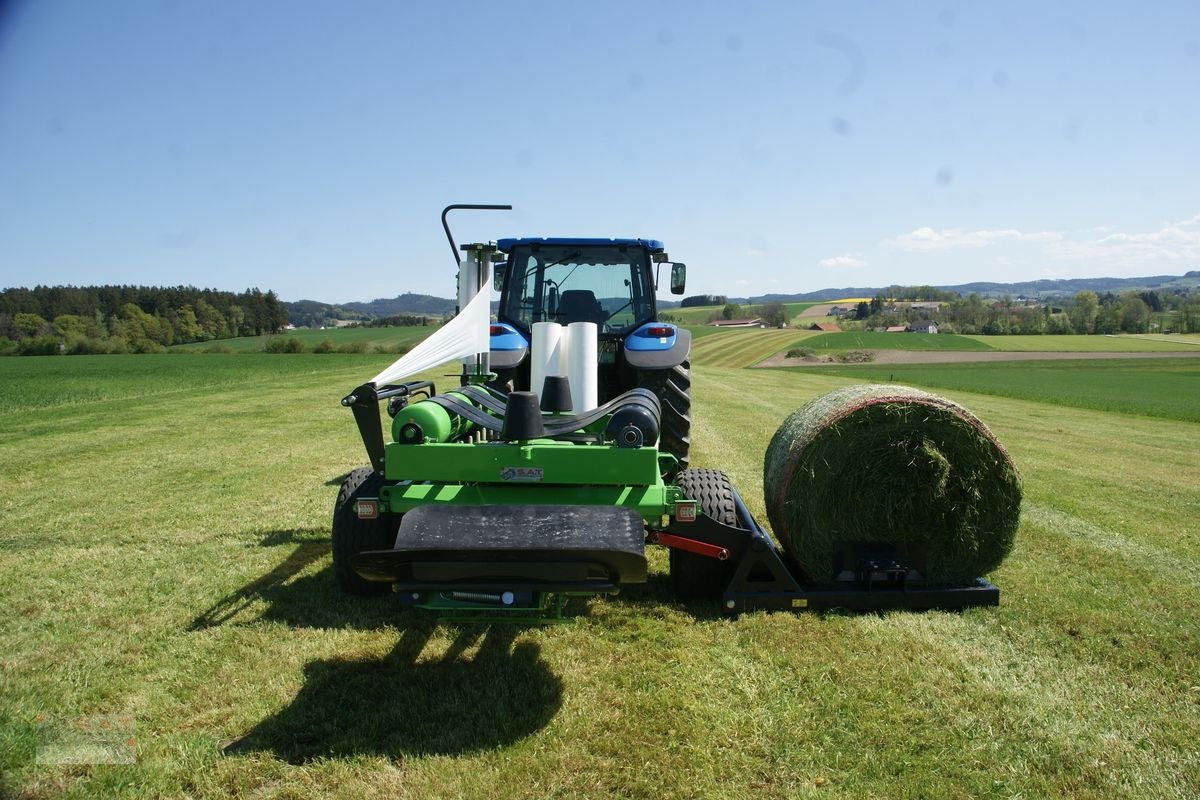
[848,289,1200,335]
[0,285,289,355]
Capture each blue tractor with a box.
[487,235,692,474]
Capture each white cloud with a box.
[1047,215,1200,264]
[884,213,1200,273]
[1168,212,1200,227]
[817,254,867,269]
[885,226,1061,251]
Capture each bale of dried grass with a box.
[763,384,1021,583]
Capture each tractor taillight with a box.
[647,326,673,337]
[355,500,379,520]
[489,325,507,336]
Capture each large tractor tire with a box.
[638,359,691,476]
[670,468,737,600]
[332,467,399,596]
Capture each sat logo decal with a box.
[500,467,544,482]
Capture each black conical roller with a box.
[540,375,573,413]
[500,391,546,441]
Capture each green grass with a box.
[960,333,1200,352]
[789,358,1200,423]
[798,331,996,352]
[2,356,1199,798]
[170,325,437,352]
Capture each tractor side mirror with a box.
[493,262,506,292]
[670,262,686,295]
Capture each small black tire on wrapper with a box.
[670,468,737,599]
[332,467,401,596]
[763,384,1021,585]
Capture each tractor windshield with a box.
[499,244,655,335]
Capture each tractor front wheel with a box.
[638,359,691,477]
[332,467,399,596]
[670,468,737,600]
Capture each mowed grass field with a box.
[792,331,1200,355]
[959,333,1200,352]
[690,328,819,367]
[791,359,1200,423]
[2,352,1199,798]
[170,325,437,352]
[797,331,995,352]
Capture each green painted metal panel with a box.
[379,481,681,524]
[385,440,660,486]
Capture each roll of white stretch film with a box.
[567,321,598,413]
[530,322,566,402]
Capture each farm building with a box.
[809,322,841,332]
[712,318,766,328]
[884,325,908,333]
[909,320,939,334]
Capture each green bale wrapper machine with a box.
[334,205,1019,621]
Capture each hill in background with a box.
[289,272,1198,325]
[743,272,1200,305]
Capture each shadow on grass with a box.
[191,528,408,631]
[193,527,728,631]
[226,623,563,761]
[325,471,352,487]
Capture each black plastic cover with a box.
[351,504,648,585]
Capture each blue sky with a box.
[2,1,1198,303]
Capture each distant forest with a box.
[0,285,288,355]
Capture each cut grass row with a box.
[690,328,817,368]
[1,355,1197,797]
[798,331,995,352]
[688,329,1200,373]
[792,331,1200,355]
[666,301,820,326]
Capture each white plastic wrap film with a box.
[529,322,566,403]
[369,286,491,386]
[567,321,598,413]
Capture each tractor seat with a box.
[558,290,606,324]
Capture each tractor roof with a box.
[497,237,664,253]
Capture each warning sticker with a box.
[500,467,544,482]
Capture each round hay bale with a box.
[763,384,1021,584]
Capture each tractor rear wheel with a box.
[638,359,691,476]
[332,467,399,596]
[670,468,737,600]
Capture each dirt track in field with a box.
[796,303,836,318]
[757,350,1200,368]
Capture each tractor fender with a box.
[490,322,529,369]
[624,324,691,370]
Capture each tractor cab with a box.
[495,238,664,335]
[489,237,688,402]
